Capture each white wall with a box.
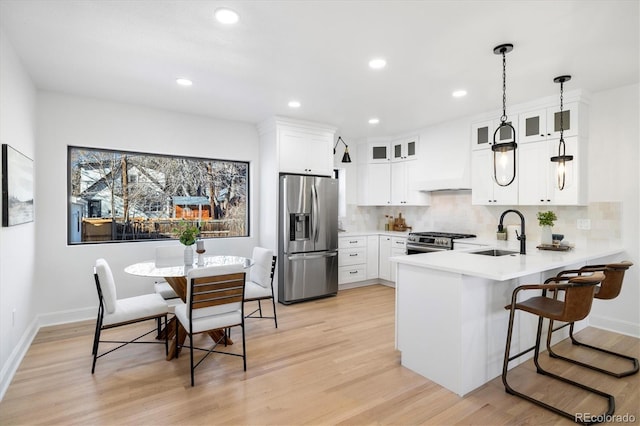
[587,83,639,334]
[0,29,37,397]
[33,93,261,320]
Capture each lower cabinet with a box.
[339,234,406,285]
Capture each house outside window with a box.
[67,146,249,244]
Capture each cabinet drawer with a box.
[339,266,366,284]
[339,237,367,249]
[391,237,406,248]
[339,248,367,266]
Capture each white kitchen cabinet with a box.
[367,140,391,163]
[391,136,418,162]
[519,136,586,205]
[471,117,517,151]
[366,235,379,279]
[378,235,392,281]
[391,161,430,205]
[390,237,407,282]
[471,149,518,205]
[338,236,367,284]
[358,136,429,206]
[378,235,406,282]
[519,102,582,144]
[357,163,391,205]
[278,125,334,176]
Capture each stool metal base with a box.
[503,314,615,425]
[547,321,639,378]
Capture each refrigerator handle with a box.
[311,183,319,243]
[287,251,338,261]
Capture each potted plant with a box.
[174,221,200,265]
[536,211,557,245]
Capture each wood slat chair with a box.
[92,258,169,374]
[244,247,278,328]
[546,261,637,377]
[502,272,614,424]
[174,264,247,386]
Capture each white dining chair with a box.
[174,264,247,386]
[243,247,278,328]
[92,258,169,373]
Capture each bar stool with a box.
[546,261,637,378]
[502,272,614,424]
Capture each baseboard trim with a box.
[0,306,95,401]
[589,314,640,338]
[0,316,38,402]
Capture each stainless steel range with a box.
[406,231,476,254]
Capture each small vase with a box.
[540,226,553,246]
[184,245,194,265]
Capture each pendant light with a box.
[333,136,352,163]
[550,75,573,190]
[492,43,517,187]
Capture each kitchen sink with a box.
[470,249,518,257]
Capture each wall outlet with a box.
[577,218,591,230]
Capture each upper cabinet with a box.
[358,135,429,206]
[366,140,391,163]
[519,102,582,143]
[391,136,418,162]
[278,125,334,176]
[471,92,589,206]
[471,116,518,151]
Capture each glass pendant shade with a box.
[551,75,573,190]
[492,123,517,186]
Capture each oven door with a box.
[406,244,449,255]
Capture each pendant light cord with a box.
[501,49,507,123]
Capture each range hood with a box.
[416,118,472,192]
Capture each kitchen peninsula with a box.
[391,241,624,396]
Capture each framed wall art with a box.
[2,144,34,227]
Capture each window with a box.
[68,146,249,244]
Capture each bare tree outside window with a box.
[68,146,249,244]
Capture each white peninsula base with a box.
[393,245,624,397]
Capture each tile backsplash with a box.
[342,191,621,246]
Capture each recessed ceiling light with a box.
[368,58,387,70]
[176,78,193,86]
[288,100,301,108]
[368,118,380,124]
[452,90,467,98]
[214,8,239,24]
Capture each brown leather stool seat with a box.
[546,261,637,378]
[502,272,615,424]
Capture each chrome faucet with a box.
[498,209,526,255]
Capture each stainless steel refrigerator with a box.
[278,174,338,304]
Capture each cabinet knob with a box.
[547,199,551,202]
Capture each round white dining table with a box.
[124,255,253,360]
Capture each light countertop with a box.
[391,240,625,281]
[339,230,410,238]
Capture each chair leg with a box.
[164,315,169,356]
[92,318,101,355]
[91,326,102,374]
[546,319,639,378]
[241,323,247,371]
[257,300,263,318]
[190,333,195,387]
[503,313,615,424]
[271,297,278,328]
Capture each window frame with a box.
[67,145,250,245]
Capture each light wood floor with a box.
[1,285,638,425]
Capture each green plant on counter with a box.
[173,221,200,246]
[537,211,557,227]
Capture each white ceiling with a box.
[0,0,638,140]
